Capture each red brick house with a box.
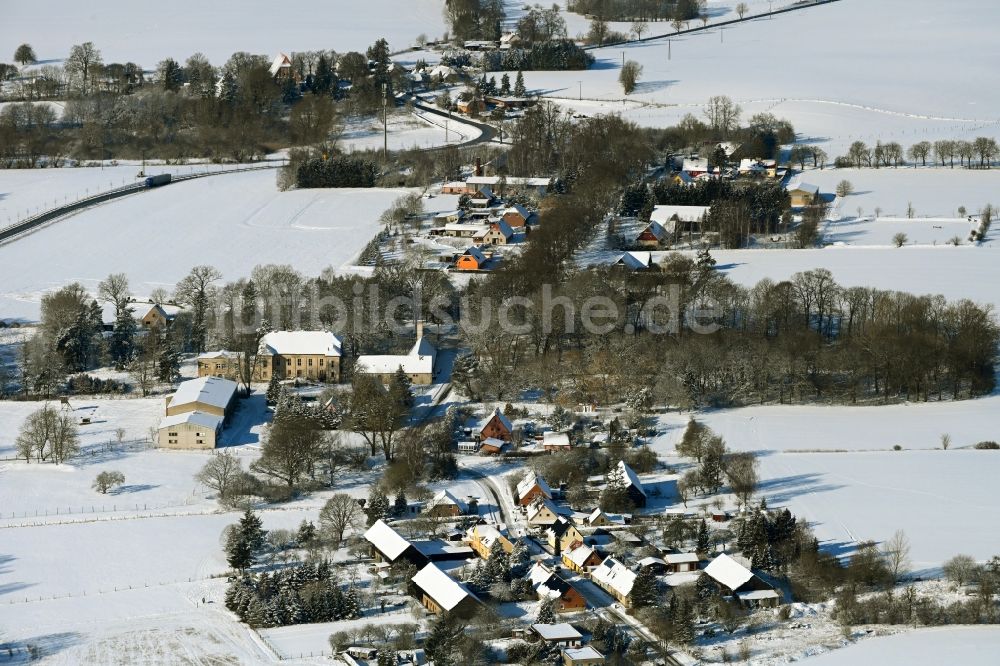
[477,408,513,442]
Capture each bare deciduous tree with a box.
[882,530,911,583]
[320,493,361,548]
[196,450,244,502]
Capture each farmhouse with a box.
[478,408,513,442]
[531,623,583,648]
[516,472,553,506]
[157,411,223,450]
[136,302,182,329]
[704,553,780,607]
[410,563,482,617]
[259,330,342,382]
[586,508,613,527]
[528,563,587,612]
[467,523,514,559]
[634,220,669,247]
[355,324,437,385]
[562,543,604,574]
[681,157,710,176]
[786,180,820,207]
[738,158,777,178]
[590,557,637,607]
[562,646,605,666]
[663,552,701,573]
[474,219,514,245]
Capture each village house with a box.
[611,251,652,271]
[466,523,514,559]
[478,408,514,442]
[531,623,583,648]
[258,330,342,382]
[634,220,669,247]
[681,157,710,177]
[516,472,553,506]
[355,322,436,385]
[454,245,489,271]
[526,497,561,526]
[704,553,780,607]
[501,203,532,228]
[546,516,585,555]
[543,431,572,452]
[410,563,482,617]
[528,563,587,612]
[663,552,701,573]
[562,646,606,666]
[786,180,820,207]
[136,302,182,329]
[441,182,467,195]
[615,460,647,509]
[586,508,613,527]
[474,219,514,245]
[670,170,696,187]
[425,490,468,518]
[590,557,637,607]
[562,543,604,574]
[456,98,486,115]
[268,52,297,81]
[738,158,778,178]
[431,222,490,239]
[499,32,521,49]
[649,204,711,238]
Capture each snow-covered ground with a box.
[0,170,415,321]
[651,395,1000,567]
[802,626,1000,665]
[521,0,1000,157]
[5,0,449,65]
[340,110,480,153]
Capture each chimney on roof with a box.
[475,157,483,177]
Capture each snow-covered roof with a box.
[664,571,702,587]
[543,431,570,447]
[528,562,563,599]
[587,508,610,524]
[488,219,514,237]
[364,519,412,561]
[531,623,582,642]
[468,523,509,550]
[269,52,292,77]
[480,437,506,450]
[650,205,710,224]
[664,552,700,565]
[682,157,709,172]
[563,646,604,661]
[478,408,513,434]
[516,472,553,502]
[261,331,342,357]
[564,543,598,568]
[526,497,559,522]
[411,563,478,611]
[158,411,223,431]
[197,350,235,360]
[613,251,651,270]
[737,589,780,601]
[440,222,490,233]
[169,376,237,411]
[639,556,667,568]
[427,490,466,512]
[461,246,487,263]
[617,460,646,496]
[503,203,530,219]
[639,220,669,241]
[428,65,454,79]
[786,179,819,194]
[704,553,754,591]
[591,557,637,598]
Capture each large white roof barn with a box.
[157,411,222,431]
[168,376,237,412]
[363,519,412,562]
[411,563,479,612]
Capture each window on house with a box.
[308,358,313,366]
[168,432,178,437]
[319,358,324,366]
[297,358,302,366]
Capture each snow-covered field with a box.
[523,0,1000,157]
[6,0,449,65]
[0,170,417,321]
[652,394,1000,567]
[803,626,1000,665]
[340,110,480,153]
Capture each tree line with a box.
[836,137,1000,170]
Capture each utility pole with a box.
[668,39,672,60]
[578,80,582,100]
